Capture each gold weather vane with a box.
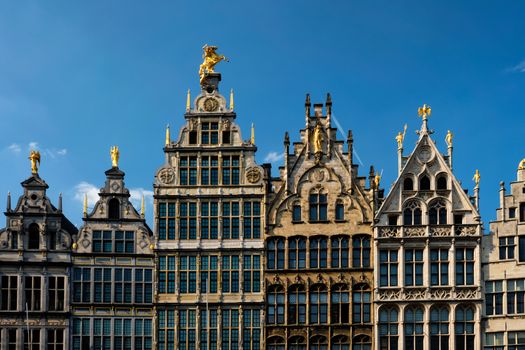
[199,45,228,84]
[110,146,120,168]
[445,130,454,147]
[28,150,41,174]
[418,104,432,120]
[395,124,407,148]
[473,169,481,187]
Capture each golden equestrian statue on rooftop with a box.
[29,150,41,174]
[199,45,228,84]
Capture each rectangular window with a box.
[292,205,301,222]
[243,201,261,239]
[92,230,112,253]
[222,131,231,145]
[113,318,132,349]
[484,332,504,350]
[158,256,176,294]
[455,248,475,285]
[25,276,41,311]
[222,201,240,239]
[115,231,134,253]
[24,329,40,350]
[93,318,111,349]
[405,249,424,286]
[93,268,112,303]
[11,231,18,249]
[519,236,525,262]
[135,319,153,350]
[1,275,18,310]
[179,310,197,350]
[200,255,218,293]
[179,202,197,240]
[520,203,525,222]
[221,255,239,293]
[179,256,197,294]
[48,276,65,311]
[201,201,219,239]
[507,279,525,314]
[509,331,525,350]
[201,156,219,185]
[243,309,261,350]
[499,236,515,260]
[309,193,328,221]
[430,248,449,286]
[200,309,218,350]
[485,280,503,316]
[243,255,261,293]
[157,202,175,240]
[73,268,91,303]
[180,156,197,185]
[158,309,175,350]
[8,329,17,349]
[335,203,344,220]
[201,122,219,145]
[135,269,153,304]
[221,309,239,350]
[222,156,240,185]
[509,207,516,219]
[379,250,398,287]
[114,268,133,303]
[72,318,90,350]
[189,131,197,145]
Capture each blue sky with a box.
[0,1,524,227]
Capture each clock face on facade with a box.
[203,97,219,112]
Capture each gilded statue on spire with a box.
[29,150,41,174]
[518,158,525,170]
[110,146,120,168]
[313,123,324,154]
[418,104,431,120]
[199,45,228,84]
[445,130,454,147]
[395,124,407,149]
[473,169,481,188]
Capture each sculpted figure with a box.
[473,169,481,187]
[110,146,119,168]
[199,45,228,83]
[29,150,40,174]
[313,123,324,154]
[519,158,525,170]
[396,124,407,149]
[445,130,454,147]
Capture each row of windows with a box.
[72,268,152,304]
[267,334,370,350]
[267,235,371,270]
[157,308,261,350]
[158,255,261,294]
[92,230,135,253]
[379,305,475,350]
[186,122,234,146]
[403,174,449,192]
[485,279,525,316]
[292,193,346,223]
[379,247,475,287]
[0,275,65,311]
[498,235,525,262]
[179,155,240,185]
[0,328,65,350]
[158,201,261,240]
[72,318,152,350]
[8,223,65,251]
[266,284,371,326]
[485,331,525,350]
[506,202,525,222]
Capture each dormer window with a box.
[201,122,219,144]
[419,175,431,191]
[28,223,40,250]
[108,198,120,220]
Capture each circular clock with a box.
[203,97,219,112]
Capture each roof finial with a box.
[165,124,170,146]
[58,193,63,212]
[251,123,255,145]
[417,104,431,133]
[186,89,191,111]
[7,191,11,211]
[230,89,234,110]
[29,150,40,174]
[140,194,145,217]
[83,193,88,217]
[110,146,119,168]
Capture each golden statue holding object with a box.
[110,146,120,168]
[418,104,431,120]
[29,150,41,174]
[473,169,481,187]
[395,124,407,148]
[519,158,525,170]
[313,123,324,154]
[199,45,228,84]
[445,130,454,147]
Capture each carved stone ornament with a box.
[417,145,433,163]
[246,167,261,184]
[313,168,326,182]
[272,275,282,285]
[294,275,304,285]
[203,97,219,112]
[158,168,176,185]
[222,119,231,130]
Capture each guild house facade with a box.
[0,45,522,350]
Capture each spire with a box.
[305,93,311,128]
[140,194,145,218]
[7,191,11,211]
[186,89,191,111]
[165,124,170,146]
[58,193,63,212]
[83,193,88,217]
[251,123,255,145]
[230,89,234,110]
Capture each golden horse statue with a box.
[29,150,41,174]
[199,45,228,84]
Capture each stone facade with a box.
[152,72,266,350]
[71,162,155,349]
[373,117,483,350]
[481,162,525,349]
[0,170,77,349]
[265,95,380,349]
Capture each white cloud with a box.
[264,151,284,163]
[28,141,39,150]
[56,149,67,156]
[73,182,100,207]
[509,60,525,73]
[7,143,21,154]
[129,188,154,207]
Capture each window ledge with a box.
[308,220,330,224]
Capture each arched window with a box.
[352,284,371,324]
[405,306,424,350]
[310,237,327,268]
[403,201,422,225]
[332,335,350,350]
[309,284,328,324]
[27,223,40,250]
[331,284,349,324]
[379,307,398,350]
[335,201,345,221]
[267,336,285,350]
[288,336,306,350]
[288,285,306,324]
[267,238,285,269]
[437,175,448,190]
[267,285,285,325]
[455,305,475,350]
[310,335,328,350]
[352,335,371,350]
[352,235,371,268]
[289,237,306,269]
[108,198,120,220]
[309,191,327,221]
[430,306,449,350]
[331,236,349,268]
[404,177,414,191]
[420,175,431,191]
[429,200,447,225]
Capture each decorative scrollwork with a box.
[430,226,451,237]
[455,225,477,236]
[404,227,425,237]
[379,226,400,238]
